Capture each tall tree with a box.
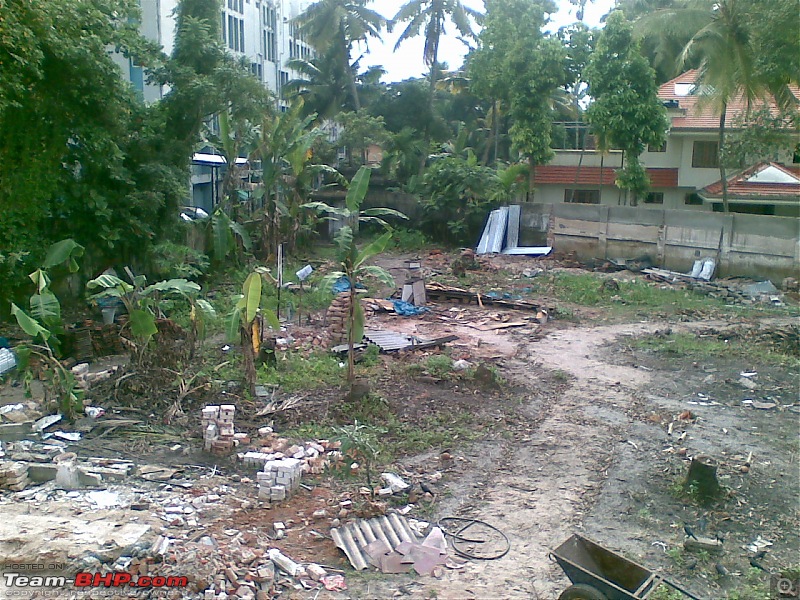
[393,0,482,164]
[585,10,668,205]
[297,0,386,111]
[678,0,788,211]
[469,0,568,196]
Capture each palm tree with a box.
[393,0,482,171]
[297,0,386,111]
[680,1,758,212]
[637,0,791,212]
[285,47,353,120]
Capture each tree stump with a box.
[684,455,721,504]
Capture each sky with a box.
[361,0,618,83]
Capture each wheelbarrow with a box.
[549,534,703,600]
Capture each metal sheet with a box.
[476,211,496,254]
[364,330,414,351]
[488,207,509,253]
[331,515,420,571]
[502,246,552,256]
[506,205,521,250]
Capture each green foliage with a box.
[468,0,568,191]
[424,354,454,378]
[9,240,87,418]
[256,99,339,256]
[631,331,799,367]
[419,153,501,245]
[335,109,390,165]
[586,11,668,204]
[388,228,431,251]
[258,351,345,391]
[297,0,387,111]
[722,106,800,169]
[306,167,403,381]
[86,272,210,359]
[649,584,685,600]
[151,242,210,281]
[336,419,385,490]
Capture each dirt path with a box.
[420,322,658,599]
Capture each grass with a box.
[258,351,346,391]
[631,331,799,367]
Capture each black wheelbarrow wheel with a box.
[558,583,608,600]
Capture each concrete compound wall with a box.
[520,203,800,282]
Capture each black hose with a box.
[437,517,511,560]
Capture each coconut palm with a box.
[637,0,795,211]
[296,0,386,111]
[393,0,482,171]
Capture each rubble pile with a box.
[238,432,342,478]
[70,361,120,389]
[0,461,29,491]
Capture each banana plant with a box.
[306,166,406,382]
[225,270,280,397]
[10,239,85,419]
[86,273,215,363]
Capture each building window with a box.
[684,193,704,206]
[692,141,719,168]
[648,141,667,152]
[264,4,277,62]
[644,192,664,204]
[564,189,600,204]
[279,70,289,89]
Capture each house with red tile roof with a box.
[535,70,799,216]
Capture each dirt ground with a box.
[0,252,798,600]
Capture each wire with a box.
[437,517,510,560]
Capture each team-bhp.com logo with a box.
[4,572,188,589]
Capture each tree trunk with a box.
[241,321,257,398]
[528,158,535,201]
[343,30,361,111]
[417,33,441,176]
[684,455,722,505]
[346,284,356,382]
[718,105,729,213]
[493,100,500,165]
[482,100,495,166]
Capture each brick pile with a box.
[0,461,29,491]
[202,405,248,454]
[325,292,351,346]
[257,458,303,502]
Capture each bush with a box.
[419,154,501,246]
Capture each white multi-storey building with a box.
[113,0,314,104]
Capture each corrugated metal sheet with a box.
[477,208,509,255]
[331,514,420,571]
[476,210,496,254]
[490,206,509,253]
[364,330,414,351]
[506,205,521,250]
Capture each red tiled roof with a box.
[535,166,679,188]
[701,162,800,199]
[658,70,800,130]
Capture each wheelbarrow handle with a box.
[661,576,704,600]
